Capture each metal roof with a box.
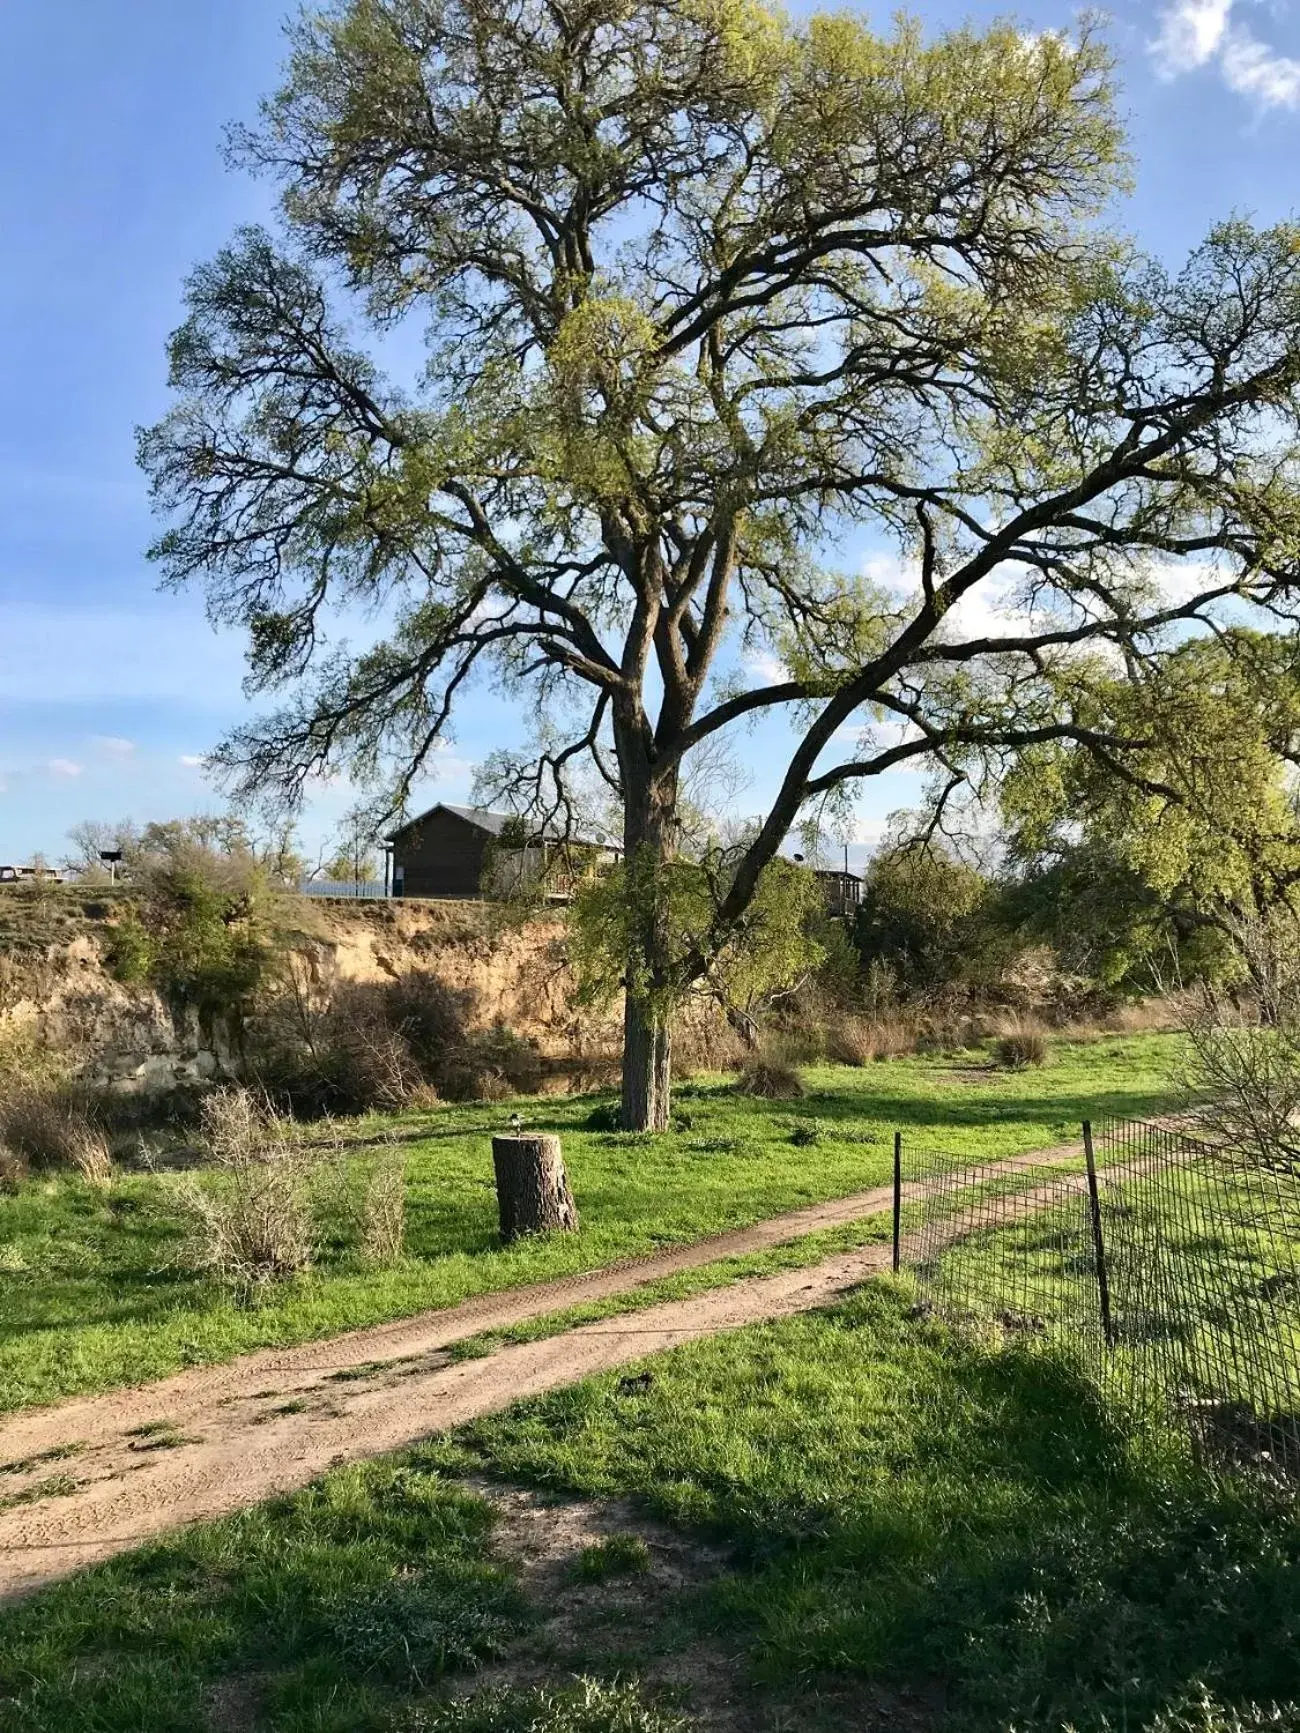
[386,803,616,849]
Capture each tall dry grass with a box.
[176,1090,315,1292]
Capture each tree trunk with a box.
[490,1135,579,1241]
[615,716,681,1133]
[621,994,672,1131]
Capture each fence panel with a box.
[902,1120,1300,1487]
[1093,1117,1300,1484]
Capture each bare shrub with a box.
[177,1089,314,1290]
[66,1123,113,1186]
[384,973,472,1074]
[994,1025,1049,1069]
[864,1018,916,1061]
[673,1016,749,1076]
[251,969,538,1117]
[0,1086,107,1174]
[824,1016,877,1066]
[360,1148,407,1265]
[734,1058,806,1100]
[1178,922,1300,1166]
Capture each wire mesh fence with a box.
[899,1120,1300,1488]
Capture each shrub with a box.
[789,1119,822,1147]
[584,1100,622,1132]
[994,1026,1049,1069]
[360,1148,407,1265]
[397,1678,693,1732]
[384,974,473,1075]
[1145,1689,1300,1733]
[824,1016,877,1066]
[733,1058,805,1100]
[176,1090,314,1291]
[0,1086,109,1177]
[251,971,539,1117]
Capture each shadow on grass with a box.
[440,1284,1300,1733]
[0,1461,525,1733]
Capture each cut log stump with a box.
[491,1134,580,1241]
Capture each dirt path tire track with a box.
[0,1141,1080,1600]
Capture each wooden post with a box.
[1082,1120,1115,1346]
[892,1130,903,1273]
[491,1134,579,1242]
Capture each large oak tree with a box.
[142,0,1300,1127]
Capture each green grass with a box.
[436,1284,1300,1732]
[1,1281,1295,1732]
[0,1035,1182,1413]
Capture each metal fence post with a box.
[892,1131,902,1273]
[1082,1120,1115,1345]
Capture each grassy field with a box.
[0,1036,1182,1413]
[0,1279,1295,1732]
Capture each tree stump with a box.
[491,1134,579,1241]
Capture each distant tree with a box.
[1002,632,1300,994]
[105,824,289,1043]
[319,815,382,888]
[856,844,993,996]
[63,819,141,880]
[142,0,1300,1126]
[67,814,305,888]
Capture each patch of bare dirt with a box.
[202,1672,269,1733]
[454,1481,943,1732]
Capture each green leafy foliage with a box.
[103,828,288,1038]
[1002,633,1300,994]
[855,844,1001,995]
[569,850,827,1026]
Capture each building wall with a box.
[391,809,493,899]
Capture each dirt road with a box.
[0,1142,1079,1599]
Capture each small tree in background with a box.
[856,844,995,998]
[141,0,1300,1127]
[105,823,294,1049]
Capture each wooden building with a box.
[385,804,618,901]
[813,868,863,917]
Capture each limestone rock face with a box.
[0,893,622,1093]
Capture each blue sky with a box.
[2,0,1298,872]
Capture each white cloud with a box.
[1220,24,1300,106]
[178,754,206,769]
[48,759,82,779]
[1150,0,1300,109]
[1151,0,1232,75]
[743,647,789,685]
[92,735,136,759]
